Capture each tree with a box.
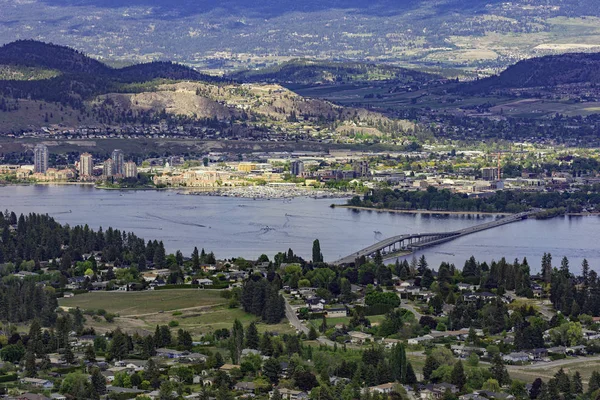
[230,319,244,364]
[91,367,107,395]
[145,358,161,389]
[489,354,510,386]
[451,360,466,390]
[571,371,583,395]
[308,326,317,342]
[24,348,37,377]
[192,247,200,271]
[263,357,281,384]
[312,239,323,263]
[530,378,543,399]
[245,322,259,349]
[85,344,96,362]
[61,372,91,398]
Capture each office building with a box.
[111,149,124,175]
[103,159,114,178]
[79,153,93,177]
[290,160,305,176]
[124,161,138,178]
[34,144,49,174]
[353,160,370,178]
[481,167,499,181]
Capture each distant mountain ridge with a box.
[0,40,217,82]
[0,40,224,109]
[229,59,438,85]
[463,52,600,93]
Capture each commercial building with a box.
[481,167,499,181]
[124,161,138,178]
[34,144,49,173]
[290,160,305,176]
[79,153,93,177]
[353,160,369,178]
[103,159,114,178]
[111,149,124,175]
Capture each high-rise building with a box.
[103,159,114,178]
[111,149,124,175]
[79,153,93,177]
[124,161,138,178]
[290,160,305,176]
[481,167,499,181]
[353,160,370,178]
[34,144,49,174]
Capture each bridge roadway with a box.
[333,209,538,265]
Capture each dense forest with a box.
[348,186,600,213]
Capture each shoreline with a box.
[335,205,513,216]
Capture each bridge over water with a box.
[332,210,538,265]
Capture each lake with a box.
[1,185,599,273]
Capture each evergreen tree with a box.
[85,344,96,362]
[489,354,510,386]
[91,367,106,395]
[451,360,466,391]
[308,326,318,340]
[192,247,200,271]
[312,239,323,263]
[571,371,583,395]
[24,348,37,377]
[245,322,259,349]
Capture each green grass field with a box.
[58,289,296,337]
[58,289,227,316]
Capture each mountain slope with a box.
[461,52,600,93]
[229,59,437,85]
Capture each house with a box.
[219,364,240,374]
[566,345,586,355]
[460,395,488,400]
[348,331,373,344]
[14,394,50,400]
[408,334,434,345]
[420,383,459,400]
[235,382,256,393]
[156,348,186,359]
[195,278,214,286]
[527,348,548,361]
[475,391,515,400]
[457,283,478,292]
[270,388,309,400]
[20,378,54,389]
[502,352,530,363]
[326,307,347,318]
[50,394,67,400]
[368,382,396,394]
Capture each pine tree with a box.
[308,326,318,340]
[245,322,259,349]
[451,360,467,390]
[489,353,510,386]
[24,348,37,377]
[91,367,106,395]
[85,344,96,362]
[63,342,75,364]
[192,247,200,271]
[571,371,583,395]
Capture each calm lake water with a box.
[1,185,599,273]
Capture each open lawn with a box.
[59,289,296,338]
[59,289,227,316]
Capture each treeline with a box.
[0,210,171,270]
[349,186,600,213]
[0,279,58,325]
[241,277,286,324]
[548,256,600,317]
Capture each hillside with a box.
[0,41,409,139]
[461,52,600,93]
[0,41,223,109]
[229,59,437,85]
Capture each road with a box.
[283,295,309,335]
[401,301,423,320]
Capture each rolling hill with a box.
[461,52,600,93]
[229,59,438,85]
